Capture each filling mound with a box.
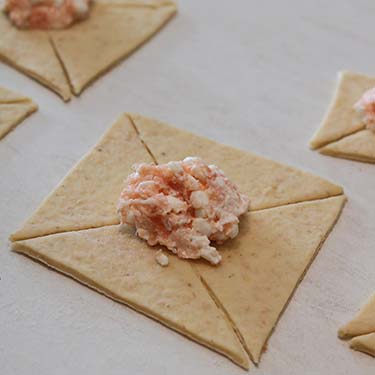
[4,0,91,29]
[118,157,250,265]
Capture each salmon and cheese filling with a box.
[3,0,91,29]
[118,157,250,265]
[354,87,375,132]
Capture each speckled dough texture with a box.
[0,1,176,100]
[310,71,375,164]
[11,114,346,368]
[0,86,37,140]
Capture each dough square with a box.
[11,114,346,368]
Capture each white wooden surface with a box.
[1,1,374,374]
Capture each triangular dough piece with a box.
[50,2,176,95]
[0,15,71,101]
[0,102,38,140]
[11,115,153,241]
[194,195,346,363]
[129,113,343,210]
[319,130,375,164]
[310,71,375,149]
[0,86,31,103]
[12,225,250,369]
[350,333,375,358]
[338,294,375,339]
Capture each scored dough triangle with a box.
[0,102,38,140]
[0,14,71,101]
[11,114,153,241]
[350,333,375,358]
[310,71,375,150]
[50,2,177,95]
[194,195,346,363]
[338,294,375,339]
[12,225,250,369]
[319,130,375,164]
[129,113,343,210]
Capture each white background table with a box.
[1,1,374,374]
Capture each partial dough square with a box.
[0,1,176,100]
[310,71,375,164]
[339,294,375,359]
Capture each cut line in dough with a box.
[50,2,177,95]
